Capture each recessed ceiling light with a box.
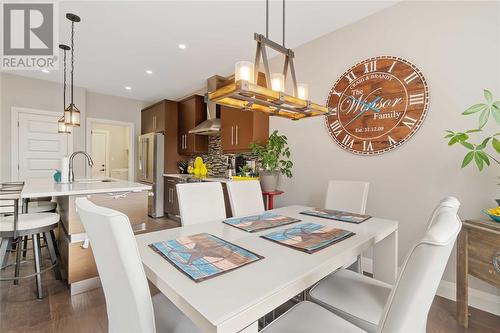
[125,86,132,90]
[145,70,153,75]
[41,69,50,73]
[178,44,186,50]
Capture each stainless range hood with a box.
[188,76,223,135]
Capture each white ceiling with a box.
[6,1,397,102]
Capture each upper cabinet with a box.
[220,73,269,153]
[141,100,181,173]
[178,95,208,155]
[220,106,269,152]
[141,102,165,134]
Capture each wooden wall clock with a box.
[325,56,429,155]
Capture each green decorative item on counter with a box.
[445,89,500,172]
[250,130,293,192]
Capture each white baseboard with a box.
[360,257,499,316]
[436,280,499,316]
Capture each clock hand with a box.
[344,97,381,126]
[349,96,381,113]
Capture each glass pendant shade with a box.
[58,116,72,133]
[64,104,80,126]
[270,73,285,92]
[235,61,255,84]
[297,83,309,100]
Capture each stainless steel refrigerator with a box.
[138,132,164,217]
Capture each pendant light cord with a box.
[70,21,74,105]
[266,0,269,38]
[282,0,285,47]
[63,49,67,108]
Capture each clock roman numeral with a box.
[345,71,357,83]
[409,93,425,105]
[341,134,354,148]
[387,136,398,146]
[330,89,342,97]
[329,120,343,137]
[387,61,397,73]
[364,61,377,73]
[403,71,419,85]
[402,115,417,129]
[362,140,374,151]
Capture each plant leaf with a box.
[478,108,490,128]
[460,141,474,150]
[461,151,474,168]
[474,152,484,171]
[477,151,490,166]
[477,137,491,150]
[448,136,459,146]
[463,103,486,115]
[484,89,493,103]
[444,134,453,138]
[493,137,500,153]
[466,128,482,133]
[492,103,500,125]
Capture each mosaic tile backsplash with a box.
[195,135,258,177]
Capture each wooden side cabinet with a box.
[178,95,208,155]
[457,219,500,327]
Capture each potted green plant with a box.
[250,130,293,192]
[444,89,500,205]
[238,164,253,177]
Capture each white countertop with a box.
[163,174,233,183]
[21,178,151,198]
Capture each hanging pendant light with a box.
[58,44,72,134]
[206,0,333,120]
[64,13,81,127]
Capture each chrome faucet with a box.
[69,151,94,182]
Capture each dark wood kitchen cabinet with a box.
[141,100,181,173]
[178,95,208,155]
[221,106,269,152]
[164,177,180,218]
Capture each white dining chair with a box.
[176,182,226,226]
[262,197,462,333]
[226,180,265,217]
[324,180,370,214]
[324,180,370,271]
[75,198,200,333]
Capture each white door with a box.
[17,112,72,181]
[91,130,109,177]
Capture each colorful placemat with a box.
[261,222,355,253]
[149,233,263,282]
[223,212,301,233]
[300,208,372,224]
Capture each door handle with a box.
[235,125,239,145]
[153,116,156,129]
[231,126,234,145]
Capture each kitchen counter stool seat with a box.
[0,200,57,214]
[0,212,62,299]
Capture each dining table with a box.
[135,205,398,333]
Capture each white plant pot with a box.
[260,170,279,192]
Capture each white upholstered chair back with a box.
[176,182,226,225]
[378,197,461,333]
[325,180,370,214]
[226,180,265,217]
[75,198,156,333]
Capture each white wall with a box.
[92,122,130,171]
[270,1,499,296]
[1,73,147,182]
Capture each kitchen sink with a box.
[76,179,116,184]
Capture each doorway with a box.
[86,118,135,181]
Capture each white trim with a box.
[436,279,500,316]
[90,129,110,177]
[70,276,101,295]
[85,117,135,181]
[362,257,499,316]
[11,107,74,181]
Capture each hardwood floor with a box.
[1,238,498,333]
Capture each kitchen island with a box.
[21,178,151,295]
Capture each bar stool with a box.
[0,183,61,299]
